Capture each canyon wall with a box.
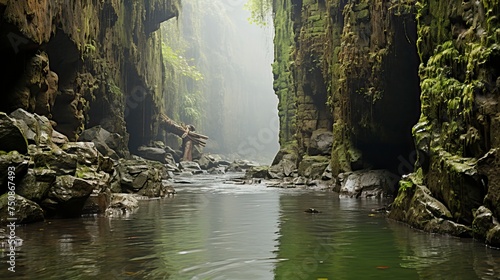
[0,0,180,153]
[272,0,500,244]
[272,0,419,177]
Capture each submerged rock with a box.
[304,208,321,214]
[106,193,139,215]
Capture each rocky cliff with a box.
[0,0,180,222]
[272,0,419,181]
[389,0,500,245]
[272,0,500,245]
[1,0,179,150]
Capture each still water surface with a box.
[3,173,500,279]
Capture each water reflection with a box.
[389,220,500,280]
[2,177,500,279]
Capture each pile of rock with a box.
[0,109,178,225]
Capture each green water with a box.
[2,173,500,279]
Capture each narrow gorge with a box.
[1,0,500,277]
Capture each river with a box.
[2,172,500,279]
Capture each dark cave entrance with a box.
[0,22,38,113]
[355,15,421,174]
[44,30,79,88]
[124,80,153,154]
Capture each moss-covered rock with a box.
[0,194,44,225]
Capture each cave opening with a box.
[356,14,421,175]
[124,72,153,154]
[44,29,80,88]
[0,22,38,113]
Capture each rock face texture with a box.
[272,0,420,179]
[0,0,179,149]
[0,1,181,223]
[272,0,500,243]
[389,0,500,245]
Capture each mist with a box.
[161,0,279,165]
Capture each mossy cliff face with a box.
[273,0,500,242]
[0,0,179,152]
[390,0,500,243]
[272,0,420,175]
[330,1,420,174]
[272,0,298,158]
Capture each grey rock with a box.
[106,193,139,214]
[486,225,500,248]
[0,194,44,225]
[338,169,396,198]
[473,206,495,241]
[0,112,28,154]
[308,129,333,156]
[10,109,54,147]
[136,145,168,163]
[79,126,128,159]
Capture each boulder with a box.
[246,165,269,179]
[179,161,202,174]
[0,194,44,225]
[17,169,53,202]
[9,109,54,146]
[136,145,168,163]
[165,146,182,162]
[308,129,333,156]
[472,206,495,241]
[196,154,218,170]
[486,225,500,248]
[338,169,396,198]
[82,192,111,214]
[321,163,333,180]
[62,142,100,166]
[114,157,169,197]
[30,146,78,176]
[227,159,259,172]
[79,125,128,159]
[0,112,28,154]
[389,178,472,237]
[41,175,95,217]
[107,193,139,213]
[269,154,296,179]
[52,130,69,145]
